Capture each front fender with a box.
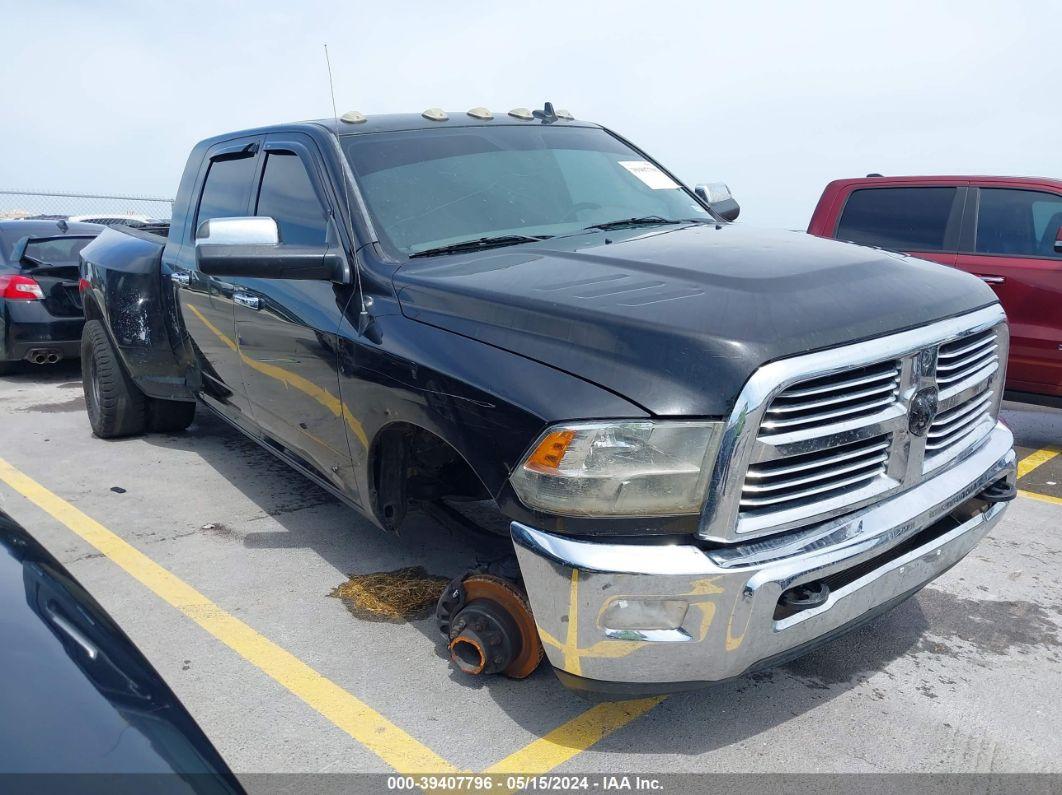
[337,313,648,511]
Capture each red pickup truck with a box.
[809,176,1062,406]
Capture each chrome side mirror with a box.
[695,183,740,222]
[195,216,280,245]
[195,216,341,281]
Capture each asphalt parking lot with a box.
[1,361,1060,781]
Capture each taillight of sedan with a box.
[0,274,45,301]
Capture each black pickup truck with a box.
[79,105,1017,695]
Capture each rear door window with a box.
[975,188,1062,258]
[836,187,959,252]
[254,152,329,246]
[195,154,257,232]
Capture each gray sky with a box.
[2,0,1057,229]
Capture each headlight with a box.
[509,420,722,517]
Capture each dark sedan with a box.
[0,219,102,374]
[0,508,242,791]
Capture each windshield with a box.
[341,125,711,256]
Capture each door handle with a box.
[234,293,261,310]
[170,272,190,287]
[977,275,1005,285]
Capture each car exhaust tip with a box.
[26,349,61,365]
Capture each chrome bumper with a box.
[511,423,1015,693]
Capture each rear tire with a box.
[81,319,147,438]
[147,398,196,433]
[0,360,18,376]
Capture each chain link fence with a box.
[0,189,174,225]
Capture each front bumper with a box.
[511,423,1015,694]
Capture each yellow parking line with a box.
[1017,447,1060,479]
[1019,489,1062,507]
[484,697,665,775]
[0,455,457,775]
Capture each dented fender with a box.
[79,227,194,402]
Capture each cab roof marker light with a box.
[555,109,574,120]
[339,110,367,124]
[508,108,533,120]
[422,108,448,122]
[467,107,493,120]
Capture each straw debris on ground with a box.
[330,566,450,622]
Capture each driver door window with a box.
[254,152,329,245]
[975,188,1062,258]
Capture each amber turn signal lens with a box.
[525,430,576,471]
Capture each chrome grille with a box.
[741,434,891,513]
[698,305,1009,543]
[761,361,901,434]
[923,327,1001,474]
[925,390,994,453]
[935,329,998,392]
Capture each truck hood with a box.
[393,224,997,416]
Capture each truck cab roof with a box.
[196,111,597,148]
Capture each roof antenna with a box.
[322,44,373,337]
[323,43,339,121]
[532,101,558,123]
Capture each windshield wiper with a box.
[409,234,552,259]
[584,216,683,231]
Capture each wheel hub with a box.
[436,573,544,679]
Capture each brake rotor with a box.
[454,574,544,679]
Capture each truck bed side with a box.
[79,226,194,402]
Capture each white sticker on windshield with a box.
[618,160,680,190]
